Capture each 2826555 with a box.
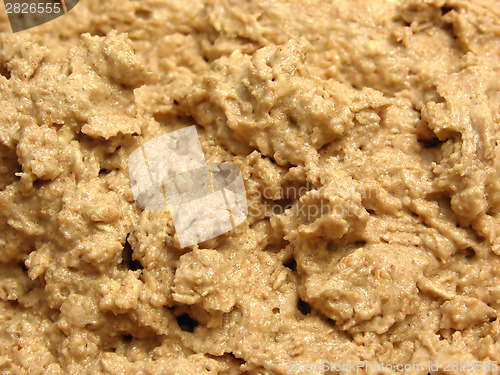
[5,2,62,14]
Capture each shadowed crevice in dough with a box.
[119,235,143,271]
[297,298,311,316]
[176,313,199,333]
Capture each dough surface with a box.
[0,0,499,374]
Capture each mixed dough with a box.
[0,0,499,373]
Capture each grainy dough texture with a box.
[0,0,500,374]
